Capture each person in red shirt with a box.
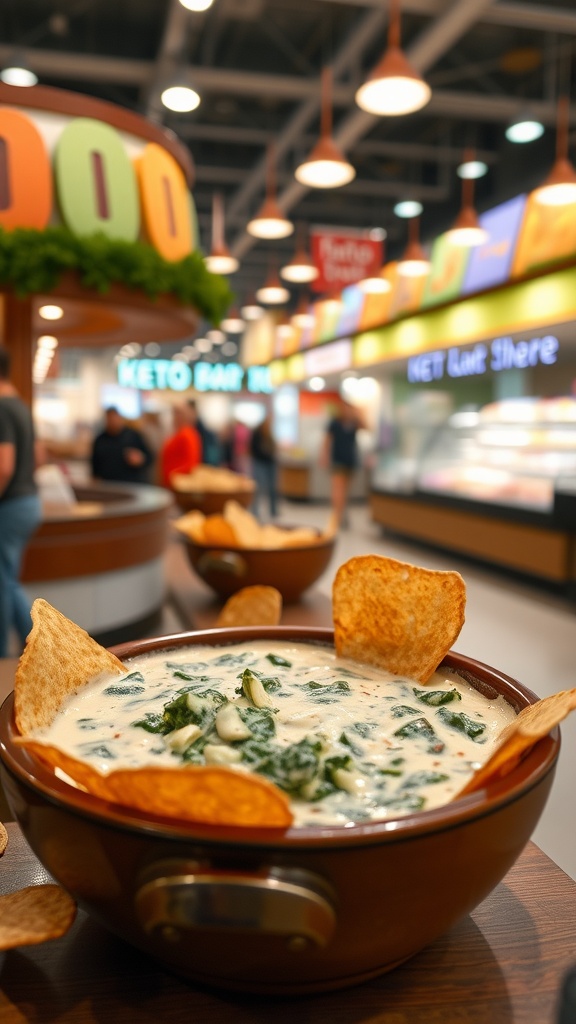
[160,404,202,488]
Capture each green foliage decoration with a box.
[0,226,234,324]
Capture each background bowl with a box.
[0,626,560,995]
[171,484,255,515]
[183,530,336,603]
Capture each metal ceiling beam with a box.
[231,0,498,260]
[315,0,576,34]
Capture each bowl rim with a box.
[0,625,560,850]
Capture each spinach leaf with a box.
[436,707,486,741]
[166,660,210,672]
[211,651,254,666]
[393,717,445,753]
[301,680,351,703]
[413,687,462,706]
[77,742,116,759]
[162,689,226,732]
[390,705,420,718]
[266,653,292,667]
[323,754,354,784]
[401,770,449,788]
[386,794,426,812]
[238,706,276,741]
[103,671,145,696]
[131,711,166,734]
[339,732,364,756]
[351,721,377,739]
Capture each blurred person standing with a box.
[91,407,153,484]
[160,403,202,488]
[187,399,221,466]
[321,400,363,529]
[0,346,42,656]
[250,414,278,519]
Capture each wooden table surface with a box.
[0,823,574,1022]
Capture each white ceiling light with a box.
[207,329,225,344]
[221,311,245,333]
[357,275,391,294]
[505,112,545,144]
[161,82,201,113]
[394,199,423,218]
[446,150,489,247]
[247,144,294,239]
[295,68,355,189]
[397,216,430,277]
[195,337,212,353]
[0,54,38,87]
[39,304,64,320]
[355,0,431,117]
[457,159,488,180]
[240,299,264,320]
[222,341,238,356]
[280,225,319,283]
[533,96,576,206]
[308,377,325,391]
[204,192,239,274]
[178,0,214,9]
[256,270,290,305]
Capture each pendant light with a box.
[295,68,356,189]
[240,294,264,320]
[505,108,544,144]
[204,193,239,274]
[221,308,245,333]
[256,267,290,305]
[291,292,315,329]
[533,96,576,206]
[280,223,319,282]
[445,150,489,248]
[0,53,38,87]
[397,216,430,277]
[355,0,431,117]
[357,272,392,294]
[247,145,294,239]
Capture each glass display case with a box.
[414,397,576,514]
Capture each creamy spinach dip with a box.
[38,640,516,827]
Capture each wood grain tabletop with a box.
[0,822,574,1023]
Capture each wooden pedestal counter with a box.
[21,482,172,645]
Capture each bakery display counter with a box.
[371,398,576,587]
[21,482,172,644]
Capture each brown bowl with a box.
[171,485,255,515]
[183,530,335,603]
[0,626,560,996]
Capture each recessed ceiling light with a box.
[394,200,423,218]
[39,304,64,320]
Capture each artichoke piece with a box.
[215,702,253,742]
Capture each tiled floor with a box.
[272,497,576,881]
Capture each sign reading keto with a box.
[118,359,272,394]
[0,107,196,261]
[407,334,559,384]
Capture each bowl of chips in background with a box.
[174,501,337,603]
[170,465,255,515]
[0,581,563,995]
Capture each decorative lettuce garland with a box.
[0,226,234,325]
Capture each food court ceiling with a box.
[2,0,576,307]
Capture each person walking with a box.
[250,414,278,519]
[322,400,363,529]
[0,346,42,656]
[160,403,202,488]
[91,407,153,484]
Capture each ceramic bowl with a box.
[183,530,336,602]
[0,626,560,995]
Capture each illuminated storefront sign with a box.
[0,107,196,260]
[407,334,559,384]
[118,358,272,393]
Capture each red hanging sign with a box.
[310,228,383,292]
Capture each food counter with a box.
[21,482,172,644]
[371,398,576,588]
[279,456,368,502]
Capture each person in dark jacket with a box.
[250,414,278,519]
[321,400,362,529]
[0,345,42,656]
[91,407,153,484]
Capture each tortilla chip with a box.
[281,527,322,548]
[457,688,576,796]
[173,509,206,543]
[216,586,282,627]
[0,822,7,856]
[0,884,76,950]
[223,501,263,548]
[332,555,466,683]
[18,742,293,829]
[14,599,125,735]
[258,524,292,549]
[202,514,238,546]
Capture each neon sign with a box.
[407,334,559,384]
[117,358,272,394]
